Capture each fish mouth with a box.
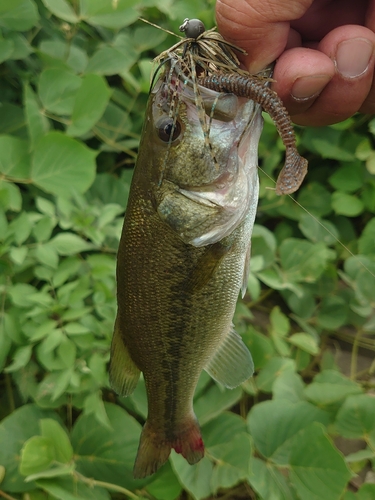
[178,171,235,196]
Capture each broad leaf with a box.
[0,405,56,492]
[289,423,352,500]
[67,74,111,136]
[71,403,145,490]
[31,131,97,196]
[248,399,330,465]
[0,135,30,178]
[335,394,375,438]
[0,0,39,31]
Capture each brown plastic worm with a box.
[198,73,308,195]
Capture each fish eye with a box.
[156,117,182,142]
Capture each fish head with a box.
[146,60,263,246]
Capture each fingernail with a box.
[291,75,331,100]
[336,38,374,78]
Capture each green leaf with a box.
[358,218,375,255]
[329,164,365,192]
[40,419,73,463]
[170,453,214,500]
[38,69,82,115]
[33,216,56,243]
[0,135,30,178]
[335,394,375,438]
[345,448,375,463]
[94,102,132,145]
[209,433,252,492]
[7,32,32,59]
[289,423,352,500]
[0,0,39,31]
[36,477,110,500]
[248,400,330,465]
[203,412,247,447]
[0,102,26,137]
[83,392,111,429]
[71,403,145,490]
[67,74,111,136]
[242,328,275,371]
[20,436,55,476]
[0,38,14,63]
[332,192,364,217]
[5,345,33,373]
[304,370,362,408]
[38,40,88,73]
[79,0,139,29]
[24,85,50,146]
[272,371,306,403]
[270,306,290,337]
[0,180,22,211]
[256,357,296,393]
[0,315,12,371]
[25,463,75,483]
[0,405,56,492]
[146,462,182,500]
[357,484,375,500]
[31,131,97,196]
[288,333,319,355]
[42,0,79,23]
[49,233,94,255]
[194,383,242,426]
[280,239,334,283]
[35,243,59,268]
[248,458,295,500]
[301,127,356,161]
[298,213,339,245]
[9,245,28,265]
[85,45,138,76]
[297,182,332,217]
[317,295,348,329]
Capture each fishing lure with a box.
[155,18,308,195]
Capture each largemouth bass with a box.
[110,60,262,478]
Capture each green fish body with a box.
[110,64,263,478]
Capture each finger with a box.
[290,25,375,125]
[270,47,335,117]
[359,0,375,112]
[216,0,314,73]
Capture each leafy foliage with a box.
[0,1,375,499]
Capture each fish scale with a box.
[110,62,261,478]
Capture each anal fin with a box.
[109,316,140,397]
[204,327,254,388]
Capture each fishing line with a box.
[258,166,375,280]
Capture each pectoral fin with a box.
[187,241,231,292]
[109,317,140,397]
[204,327,254,388]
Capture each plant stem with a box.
[0,490,18,500]
[74,471,139,499]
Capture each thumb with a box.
[215,0,314,73]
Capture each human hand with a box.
[216,0,375,125]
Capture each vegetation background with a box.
[0,1,375,499]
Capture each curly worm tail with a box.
[199,73,308,195]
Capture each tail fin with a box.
[133,417,205,479]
